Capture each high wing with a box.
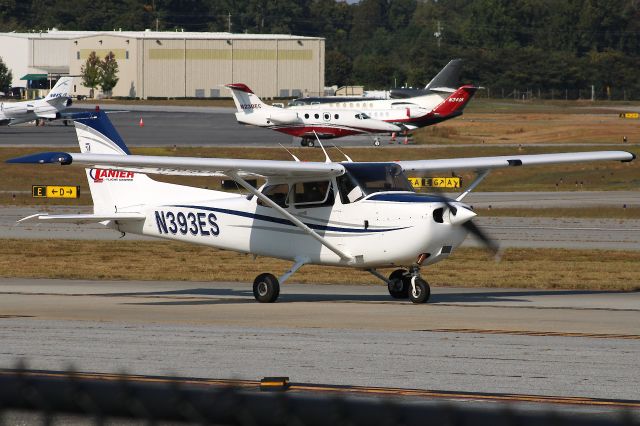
[9,150,634,180]
[7,151,346,180]
[398,151,635,175]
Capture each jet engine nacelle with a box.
[267,110,299,125]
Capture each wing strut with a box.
[456,169,490,201]
[228,172,355,263]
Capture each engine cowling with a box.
[267,110,299,124]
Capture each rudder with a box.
[73,110,154,214]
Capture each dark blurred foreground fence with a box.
[0,369,638,426]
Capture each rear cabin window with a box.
[291,180,334,208]
[258,184,289,208]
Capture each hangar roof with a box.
[0,29,322,41]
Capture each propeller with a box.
[433,194,501,259]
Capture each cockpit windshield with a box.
[337,163,414,203]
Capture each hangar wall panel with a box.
[143,39,187,98]
[0,36,31,87]
[31,39,71,72]
[276,39,323,98]
[231,40,278,98]
[70,35,139,98]
[185,39,232,98]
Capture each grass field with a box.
[1,239,638,291]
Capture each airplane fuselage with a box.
[114,189,468,268]
[0,99,67,125]
[235,107,402,138]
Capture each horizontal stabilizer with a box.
[18,213,145,224]
[427,87,456,93]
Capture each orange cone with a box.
[139,117,144,127]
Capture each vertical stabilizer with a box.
[73,111,154,214]
[432,85,478,117]
[44,77,73,102]
[225,83,268,114]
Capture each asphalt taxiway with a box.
[0,278,638,403]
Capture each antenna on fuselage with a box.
[312,131,332,163]
[278,143,301,162]
[331,144,353,163]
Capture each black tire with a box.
[409,277,430,304]
[301,139,308,147]
[373,139,381,146]
[253,273,280,303]
[307,139,315,147]
[388,269,409,299]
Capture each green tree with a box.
[325,50,352,86]
[0,57,13,93]
[99,51,120,96]
[81,51,101,98]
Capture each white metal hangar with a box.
[0,30,325,99]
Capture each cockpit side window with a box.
[339,163,414,201]
[257,183,290,208]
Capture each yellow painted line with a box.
[2,370,639,409]
[422,328,640,340]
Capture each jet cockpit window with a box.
[257,184,290,208]
[291,180,334,208]
[337,163,414,203]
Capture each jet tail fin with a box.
[44,77,73,102]
[424,59,463,92]
[225,83,269,114]
[431,85,478,117]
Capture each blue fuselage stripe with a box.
[169,204,408,234]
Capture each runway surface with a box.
[0,278,639,404]
[0,107,379,147]
[1,104,637,148]
[3,191,639,249]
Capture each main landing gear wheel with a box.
[253,273,280,303]
[387,269,409,299]
[373,138,381,147]
[409,277,430,304]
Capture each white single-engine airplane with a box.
[8,110,635,303]
[0,77,74,126]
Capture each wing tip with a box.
[6,152,72,165]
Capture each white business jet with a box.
[226,83,402,146]
[0,77,74,126]
[228,82,476,146]
[7,110,635,303]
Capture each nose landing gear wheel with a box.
[409,277,430,304]
[387,269,409,299]
[253,273,280,303]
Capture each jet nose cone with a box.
[448,206,476,225]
